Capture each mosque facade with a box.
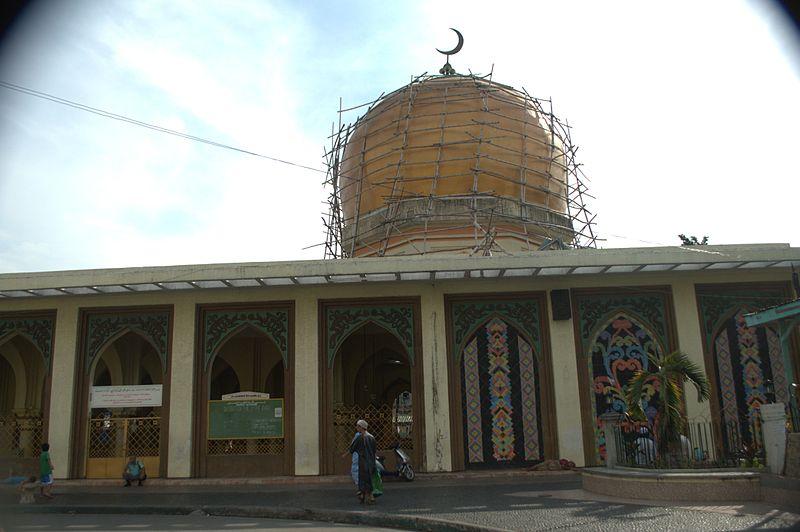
[0,70,798,480]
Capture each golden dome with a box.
[339,75,573,257]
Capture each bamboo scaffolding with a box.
[322,73,598,259]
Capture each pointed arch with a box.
[0,314,55,371]
[84,311,170,376]
[0,341,27,410]
[585,308,666,362]
[325,304,415,367]
[202,308,289,370]
[330,319,412,368]
[453,311,539,365]
[88,329,162,380]
[204,322,285,373]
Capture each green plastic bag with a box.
[371,469,383,497]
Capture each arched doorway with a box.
[85,331,164,478]
[194,304,294,478]
[331,323,413,475]
[446,294,558,471]
[0,334,49,474]
[0,312,55,477]
[319,299,424,475]
[204,328,287,476]
[72,308,172,479]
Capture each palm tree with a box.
[625,350,710,459]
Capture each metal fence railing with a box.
[611,414,767,469]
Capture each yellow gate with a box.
[86,416,160,479]
[0,414,43,459]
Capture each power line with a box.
[0,80,326,174]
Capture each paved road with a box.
[0,513,397,531]
[2,474,798,531]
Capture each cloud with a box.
[0,0,797,274]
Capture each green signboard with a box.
[207,398,284,440]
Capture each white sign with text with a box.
[90,385,163,408]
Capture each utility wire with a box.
[0,80,326,174]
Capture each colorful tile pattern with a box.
[462,337,483,463]
[487,319,515,461]
[713,309,786,449]
[590,315,662,462]
[517,336,540,461]
[459,315,543,468]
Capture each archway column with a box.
[49,303,79,479]
[546,290,585,467]
[420,289,451,472]
[294,293,319,475]
[671,280,712,420]
[167,300,195,478]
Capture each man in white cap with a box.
[347,419,377,504]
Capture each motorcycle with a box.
[376,442,415,481]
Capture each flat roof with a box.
[1,244,798,299]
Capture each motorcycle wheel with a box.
[401,465,415,481]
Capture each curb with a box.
[3,504,507,532]
[30,469,578,488]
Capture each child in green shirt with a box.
[39,442,54,499]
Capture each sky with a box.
[0,0,798,273]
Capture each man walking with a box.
[347,419,377,504]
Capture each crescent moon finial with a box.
[437,28,463,76]
[436,28,464,56]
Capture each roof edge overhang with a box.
[1,243,798,299]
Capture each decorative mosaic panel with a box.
[451,299,541,359]
[714,311,786,451]
[696,285,794,453]
[696,286,787,349]
[326,304,414,366]
[203,308,289,369]
[575,291,670,356]
[589,315,663,462]
[573,290,672,464]
[84,311,170,375]
[0,315,55,371]
[460,317,543,468]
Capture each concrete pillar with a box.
[599,412,622,468]
[420,288,451,472]
[294,293,319,475]
[167,300,195,478]
[547,290,586,467]
[48,303,79,479]
[761,403,787,475]
[670,280,712,420]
